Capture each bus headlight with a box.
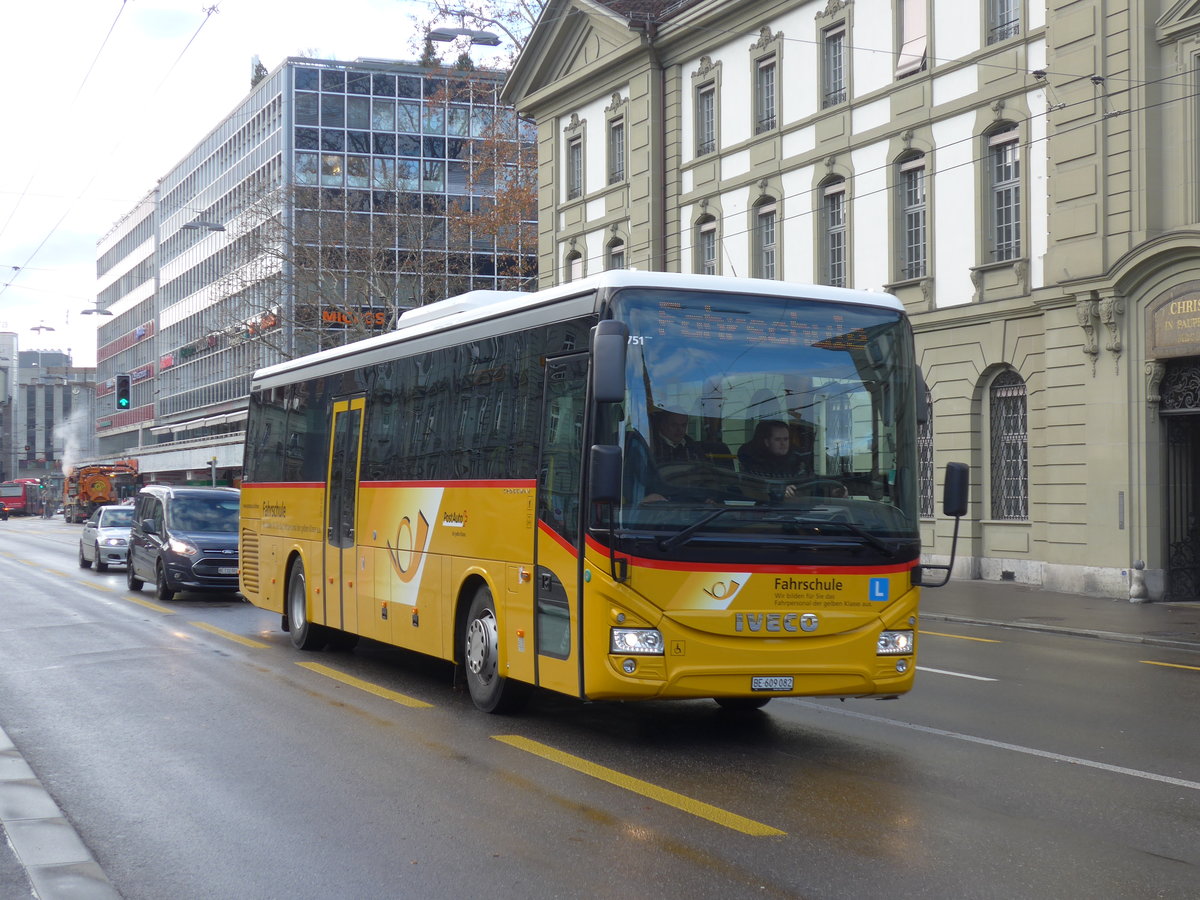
[877,630,914,656]
[610,628,664,655]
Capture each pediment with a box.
[505,0,648,106]
[1156,0,1200,43]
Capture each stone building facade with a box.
[505,0,1200,599]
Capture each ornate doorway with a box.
[1160,361,1200,600]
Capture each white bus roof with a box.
[251,271,903,385]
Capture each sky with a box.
[0,0,498,368]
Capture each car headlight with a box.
[877,630,914,656]
[166,537,200,556]
[610,628,664,655]
[102,537,127,547]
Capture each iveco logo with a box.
[734,612,820,633]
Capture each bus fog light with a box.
[877,630,914,656]
[611,628,664,655]
[622,658,637,674]
[895,659,909,673]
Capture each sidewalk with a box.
[921,578,1200,652]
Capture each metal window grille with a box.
[697,85,716,155]
[567,138,582,200]
[900,158,927,279]
[824,185,846,288]
[757,205,777,279]
[918,390,934,518]
[822,27,846,108]
[987,0,1021,44]
[989,369,1028,520]
[698,222,717,275]
[756,58,777,133]
[608,120,625,184]
[990,131,1021,261]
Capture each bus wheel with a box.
[287,562,328,651]
[463,585,528,714]
[714,697,771,711]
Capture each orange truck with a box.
[63,461,139,523]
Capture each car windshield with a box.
[101,508,134,527]
[595,288,919,549]
[169,496,240,533]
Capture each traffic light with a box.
[115,374,131,410]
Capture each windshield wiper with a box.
[657,507,737,552]
[774,514,896,557]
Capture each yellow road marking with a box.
[190,621,269,649]
[493,734,786,837]
[922,630,1000,643]
[1142,660,1200,673]
[296,662,433,708]
[125,595,175,614]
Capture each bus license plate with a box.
[218,566,238,575]
[752,676,793,692]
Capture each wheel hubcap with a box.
[466,611,498,684]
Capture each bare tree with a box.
[413,1,546,66]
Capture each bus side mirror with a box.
[942,461,968,518]
[589,444,622,504]
[591,321,628,404]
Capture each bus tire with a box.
[462,584,528,714]
[714,697,771,711]
[287,561,328,651]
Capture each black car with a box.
[126,485,240,602]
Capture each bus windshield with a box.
[599,288,920,558]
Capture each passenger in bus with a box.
[649,408,732,468]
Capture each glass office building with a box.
[95,57,533,471]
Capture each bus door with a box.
[324,396,365,632]
[534,354,589,697]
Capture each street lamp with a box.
[81,302,113,317]
[30,322,55,336]
[182,220,226,232]
[428,26,501,45]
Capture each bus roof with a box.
[251,271,903,387]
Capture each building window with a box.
[696,83,716,155]
[608,118,625,184]
[988,126,1021,261]
[607,239,625,270]
[754,200,777,280]
[567,136,583,200]
[990,369,1028,520]
[823,180,847,288]
[755,56,777,134]
[896,0,928,78]
[899,154,927,279]
[565,250,583,282]
[697,218,717,275]
[822,25,846,107]
[918,390,934,518]
[988,0,1020,44]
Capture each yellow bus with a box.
[240,271,965,712]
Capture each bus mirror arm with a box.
[589,444,628,583]
[919,462,969,589]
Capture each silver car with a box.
[79,505,135,571]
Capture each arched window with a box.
[918,389,934,518]
[989,369,1028,520]
[753,198,777,279]
[896,153,926,280]
[821,178,847,287]
[986,124,1021,262]
[606,239,625,271]
[696,216,717,275]
[564,250,583,282]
